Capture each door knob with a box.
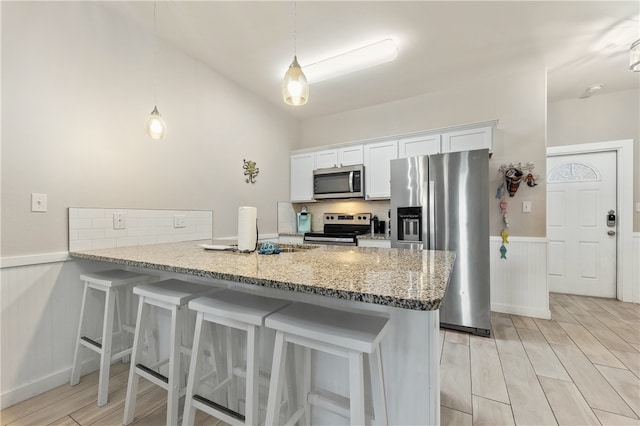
[607,230,616,236]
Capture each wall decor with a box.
[495,162,537,259]
[243,159,259,184]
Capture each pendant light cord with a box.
[153,0,157,106]
[293,2,297,57]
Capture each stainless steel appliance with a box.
[313,165,364,199]
[390,149,490,336]
[303,213,371,246]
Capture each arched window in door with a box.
[547,162,600,183]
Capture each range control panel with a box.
[323,213,371,225]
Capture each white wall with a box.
[1,2,298,257]
[547,88,640,231]
[300,67,548,238]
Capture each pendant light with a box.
[145,0,167,139]
[282,2,309,106]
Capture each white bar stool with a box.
[265,302,390,426]
[70,269,153,407]
[123,279,217,426]
[182,290,291,426]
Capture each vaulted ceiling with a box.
[111,1,640,120]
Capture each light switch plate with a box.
[31,193,47,212]
[522,201,532,213]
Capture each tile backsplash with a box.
[68,208,212,251]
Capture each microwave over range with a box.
[313,164,364,199]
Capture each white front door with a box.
[547,151,617,297]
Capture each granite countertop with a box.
[69,241,455,311]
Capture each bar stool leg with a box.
[370,344,388,425]
[302,347,312,425]
[348,350,365,425]
[245,325,259,426]
[183,311,205,426]
[70,282,90,386]
[97,287,117,406]
[225,327,238,410]
[124,296,149,425]
[265,331,288,426]
[167,305,182,426]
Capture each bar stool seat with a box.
[123,279,217,426]
[265,302,390,426]
[70,269,152,407]
[183,290,291,426]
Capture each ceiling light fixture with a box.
[282,2,309,106]
[579,83,603,99]
[630,39,640,71]
[145,0,166,140]
[303,39,398,83]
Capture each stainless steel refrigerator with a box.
[390,149,490,336]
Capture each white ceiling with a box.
[112,1,640,121]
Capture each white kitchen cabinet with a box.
[290,153,315,202]
[398,134,441,158]
[338,145,364,166]
[357,239,391,248]
[363,140,398,199]
[315,145,363,169]
[315,149,338,169]
[441,126,493,153]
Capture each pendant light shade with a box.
[282,56,309,106]
[145,106,167,140]
[630,39,640,72]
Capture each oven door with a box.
[303,233,358,246]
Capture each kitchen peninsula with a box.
[70,241,455,424]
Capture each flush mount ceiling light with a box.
[579,83,604,99]
[630,39,640,71]
[145,0,166,140]
[302,39,398,83]
[282,2,309,106]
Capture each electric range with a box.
[303,213,372,246]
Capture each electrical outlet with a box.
[113,213,126,230]
[522,201,532,213]
[31,193,48,212]
[174,215,186,228]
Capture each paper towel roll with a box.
[237,206,258,252]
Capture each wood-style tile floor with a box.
[2,293,638,425]
[441,293,640,425]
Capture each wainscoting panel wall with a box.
[490,236,550,319]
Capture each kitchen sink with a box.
[276,243,318,253]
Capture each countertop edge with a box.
[69,250,445,311]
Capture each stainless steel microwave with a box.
[313,164,364,199]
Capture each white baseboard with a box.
[491,302,551,320]
[0,359,99,410]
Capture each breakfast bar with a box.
[70,241,455,425]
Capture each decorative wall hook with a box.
[243,159,259,184]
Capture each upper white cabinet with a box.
[315,149,338,169]
[290,153,315,202]
[338,145,364,166]
[399,134,441,158]
[441,126,493,153]
[315,145,363,169]
[364,140,398,199]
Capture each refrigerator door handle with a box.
[429,180,435,249]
